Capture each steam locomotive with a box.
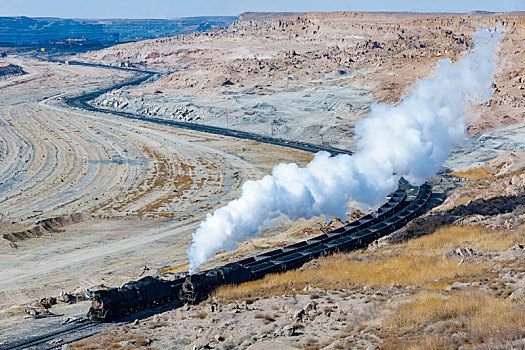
[88,182,433,322]
[87,276,184,321]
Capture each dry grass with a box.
[450,167,492,180]
[385,290,525,343]
[159,261,189,273]
[400,225,525,254]
[150,321,167,329]
[324,306,334,313]
[72,332,152,349]
[254,312,275,323]
[212,225,524,303]
[212,252,486,302]
[4,305,26,316]
[381,334,457,350]
[415,335,457,350]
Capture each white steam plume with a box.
[187,27,501,274]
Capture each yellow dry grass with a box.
[212,225,524,303]
[212,254,488,303]
[160,262,189,273]
[449,167,492,180]
[404,335,456,350]
[385,290,525,341]
[72,332,152,349]
[4,305,27,316]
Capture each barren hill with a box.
[79,12,525,149]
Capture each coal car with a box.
[179,263,251,303]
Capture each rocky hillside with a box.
[80,12,525,148]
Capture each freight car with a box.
[179,263,252,303]
[88,276,184,322]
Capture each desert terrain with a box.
[79,12,525,149]
[0,10,523,350]
[0,54,314,343]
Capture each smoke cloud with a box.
[187,27,501,274]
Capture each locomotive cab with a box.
[87,288,116,322]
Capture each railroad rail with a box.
[84,179,440,322]
[56,57,441,315]
[178,180,436,304]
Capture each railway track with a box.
[55,59,353,157]
[178,180,438,304]
[1,321,101,350]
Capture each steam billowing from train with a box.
[187,27,501,274]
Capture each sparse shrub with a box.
[254,313,274,322]
[337,331,352,339]
[319,341,331,348]
[304,345,320,350]
[150,321,167,328]
[306,337,318,344]
[333,342,345,349]
[193,311,207,319]
[450,167,492,180]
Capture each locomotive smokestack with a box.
[187,27,501,274]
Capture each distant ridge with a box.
[469,10,498,15]
[239,12,306,21]
[239,11,525,22]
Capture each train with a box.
[88,181,433,322]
